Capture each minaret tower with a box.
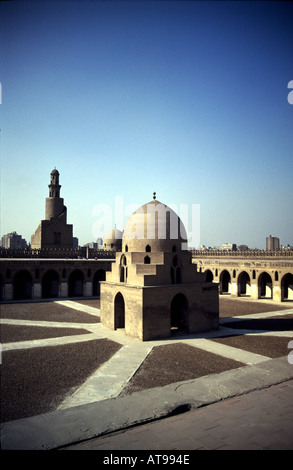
[48,168,61,198]
[45,168,67,223]
[31,168,73,249]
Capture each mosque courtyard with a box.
[1,296,292,426]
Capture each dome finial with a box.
[153,192,156,200]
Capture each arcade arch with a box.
[0,274,3,300]
[258,272,272,299]
[13,270,32,300]
[238,271,251,296]
[205,269,213,282]
[68,269,84,297]
[220,270,231,294]
[93,269,105,296]
[42,270,59,298]
[281,273,293,301]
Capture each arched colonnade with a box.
[203,268,293,301]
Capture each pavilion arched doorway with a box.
[114,292,125,329]
[171,293,189,333]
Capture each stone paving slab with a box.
[58,343,153,409]
[53,300,100,316]
[1,356,293,450]
[1,299,293,450]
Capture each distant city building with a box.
[0,231,28,249]
[220,243,237,251]
[31,169,73,249]
[238,245,249,251]
[84,242,99,249]
[83,240,104,249]
[199,245,213,251]
[266,235,280,251]
[280,244,293,251]
[96,237,103,248]
[73,237,79,249]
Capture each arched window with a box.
[120,267,125,282]
[173,255,178,267]
[144,255,151,264]
[146,245,151,252]
[275,271,279,281]
[125,245,128,252]
[120,255,127,266]
[120,255,127,282]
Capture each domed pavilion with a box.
[100,195,219,341]
[104,228,123,251]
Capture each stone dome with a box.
[104,228,123,251]
[122,199,188,253]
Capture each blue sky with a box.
[0,0,292,248]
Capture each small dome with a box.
[104,228,123,251]
[51,168,59,174]
[123,199,187,252]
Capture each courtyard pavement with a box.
[1,297,293,450]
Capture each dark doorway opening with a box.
[238,271,250,296]
[93,269,105,296]
[220,270,231,294]
[68,270,84,297]
[13,270,32,300]
[114,292,125,329]
[282,273,293,301]
[171,293,188,333]
[42,270,59,298]
[205,270,213,282]
[258,272,272,299]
